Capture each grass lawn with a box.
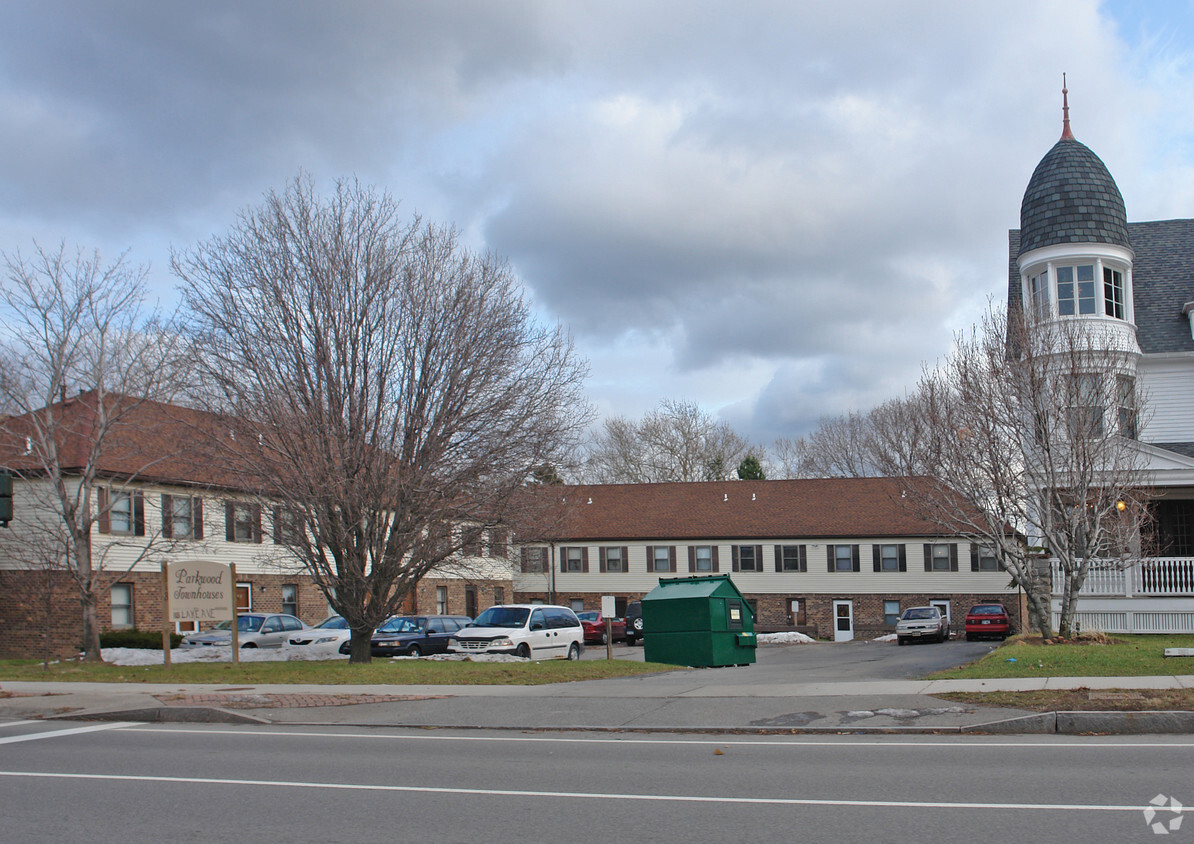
[930,633,1194,680]
[0,656,687,685]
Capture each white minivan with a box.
[448,604,584,660]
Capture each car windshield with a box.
[576,612,599,622]
[316,616,350,629]
[211,620,233,631]
[473,606,531,628]
[377,617,421,634]
[237,615,265,632]
[902,608,937,620]
[970,606,1004,615]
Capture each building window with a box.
[570,599,585,613]
[1067,373,1104,439]
[272,507,304,544]
[735,545,760,572]
[564,547,585,573]
[927,543,955,572]
[162,494,202,540]
[436,586,447,614]
[777,545,806,572]
[833,544,855,572]
[101,489,144,537]
[281,584,298,616]
[1056,264,1096,315]
[879,544,901,572]
[521,546,548,573]
[650,546,673,572]
[493,587,505,606]
[884,600,901,627]
[1116,374,1137,439]
[1030,271,1050,319]
[976,547,1000,572]
[1104,267,1125,319]
[462,526,483,557]
[111,583,133,629]
[694,546,713,571]
[226,501,261,543]
[601,546,624,573]
[490,528,508,558]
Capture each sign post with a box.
[602,595,616,660]
[230,563,239,664]
[161,561,171,668]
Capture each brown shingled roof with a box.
[542,478,960,541]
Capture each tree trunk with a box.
[80,592,102,661]
[347,628,373,664]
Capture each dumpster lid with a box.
[642,574,752,608]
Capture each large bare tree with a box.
[0,243,181,660]
[174,176,590,662]
[895,306,1150,638]
[584,399,753,483]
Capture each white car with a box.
[895,606,948,645]
[449,604,584,660]
[181,613,308,649]
[288,615,352,649]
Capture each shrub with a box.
[100,629,183,650]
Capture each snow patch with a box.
[757,631,816,645]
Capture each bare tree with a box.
[894,305,1150,639]
[788,410,878,478]
[583,399,753,483]
[0,243,182,660]
[174,176,591,663]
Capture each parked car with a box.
[448,604,584,660]
[576,610,626,645]
[965,604,1013,640]
[895,606,948,645]
[181,613,308,649]
[338,614,472,657]
[288,615,352,649]
[623,601,643,645]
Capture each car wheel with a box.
[566,642,580,661]
[515,643,531,659]
[242,642,257,648]
[598,631,606,645]
[965,632,975,641]
[897,637,906,646]
[407,644,422,657]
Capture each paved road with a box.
[1,720,1190,843]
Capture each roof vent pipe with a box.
[1184,302,1194,339]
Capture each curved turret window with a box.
[1057,264,1096,315]
[1104,268,1125,319]
[1023,259,1130,322]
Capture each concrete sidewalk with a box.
[3,673,1193,734]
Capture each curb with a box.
[48,706,270,725]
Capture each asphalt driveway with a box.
[585,635,998,683]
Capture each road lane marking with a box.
[0,769,1165,814]
[0,722,135,745]
[125,727,1194,750]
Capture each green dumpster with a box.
[641,575,757,667]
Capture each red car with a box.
[964,604,1013,641]
[576,611,626,645]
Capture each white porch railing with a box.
[1051,557,1194,597]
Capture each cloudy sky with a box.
[3,1,1193,447]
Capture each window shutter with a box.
[970,545,979,572]
[622,547,629,571]
[193,498,204,540]
[688,546,696,573]
[799,545,807,573]
[826,544,835,572]
[97,487,110,534]
[774,545,782,573]
[273,506,282,544]
[754,545,762,570]
[161,494,173,539]
[225,501,235,542]
[923,543,932,572]
[599,547,608,573]
[851,544,860,572]
[582,547,589,573]
[251,503,262,544]
[520,547,530,573]
[949,543,959,572]
[560,547,568,573]
[645,546,654,570]
[898,544,907,572]
[669,546,676,572]
[133,492,145,536]
[872,545,881,572]
[732,545,740,572]
[711,546,719,572]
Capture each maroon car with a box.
[576,611,626,645]
[964,604,1013,641]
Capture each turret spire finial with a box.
[1061,73,1074,140]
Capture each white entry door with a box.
[931,600,952,639]
[833,600,854,642]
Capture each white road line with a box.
[0,720,38,730]
[0,722,135,745]
[0,769,1163,813]
[126,726,1194,750]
